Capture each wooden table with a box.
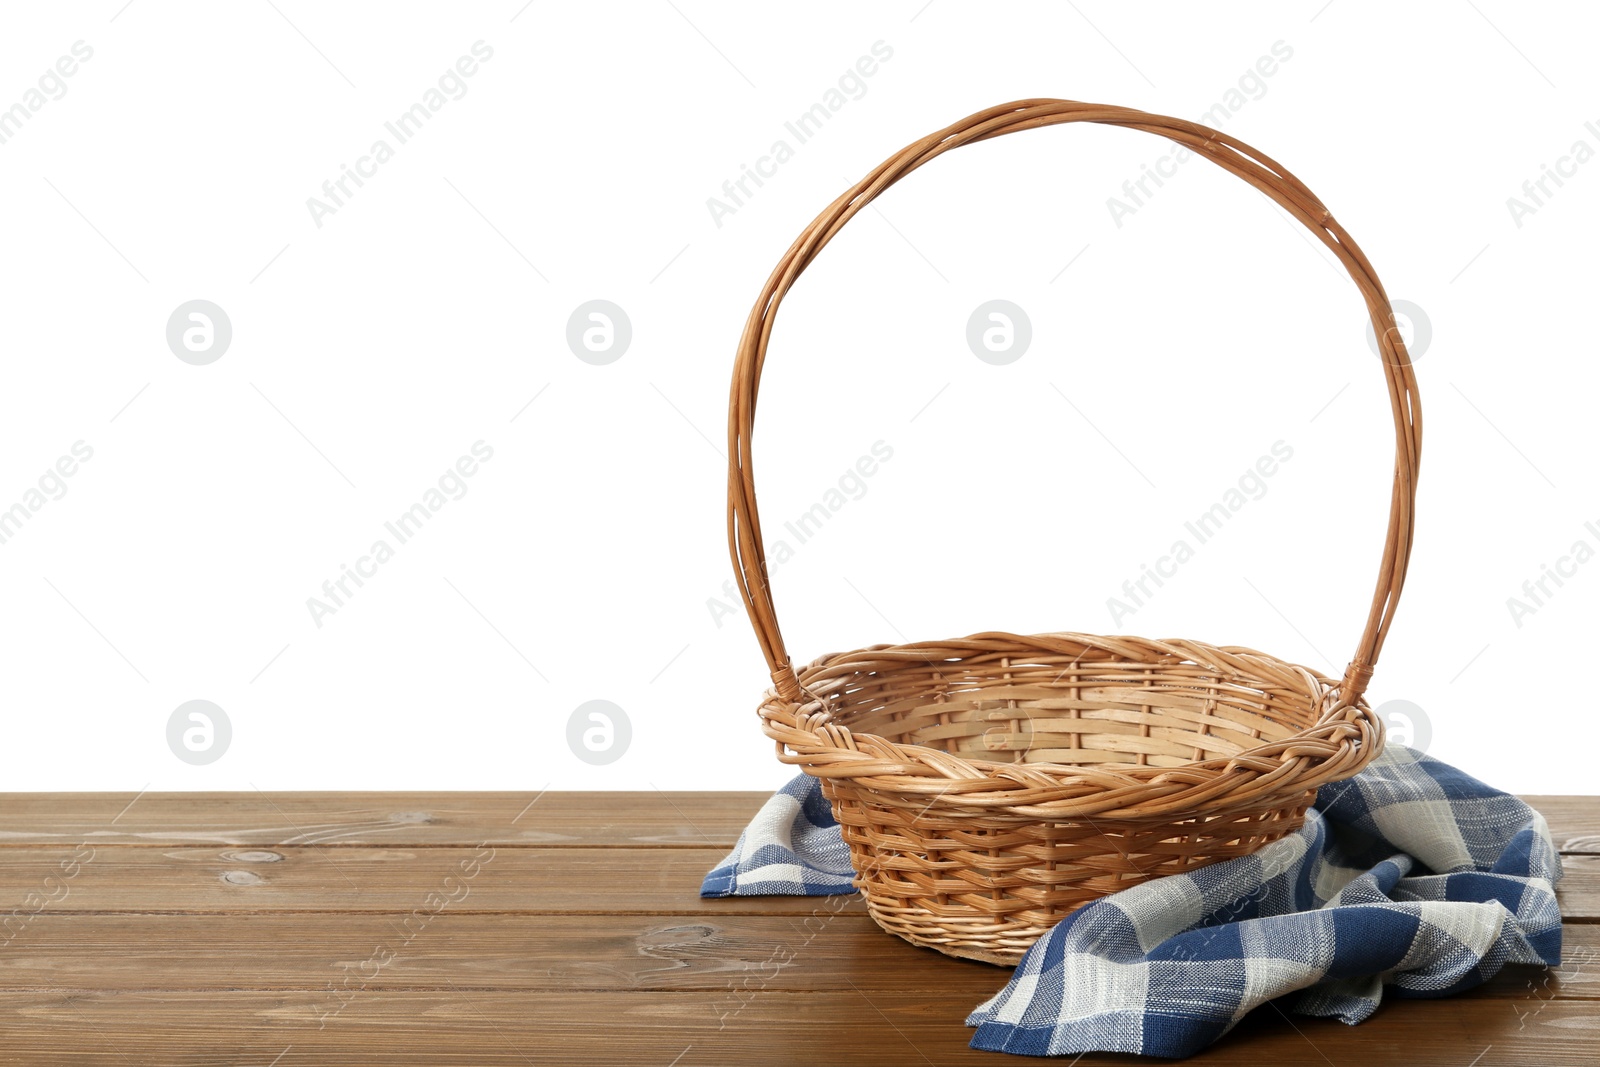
[0,792,1593,1064]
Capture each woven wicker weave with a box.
[726,100,1421,965]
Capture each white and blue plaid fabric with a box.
[702,745,1564,1058]
[700,771,855,896]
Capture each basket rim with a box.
[755,630,1384,820]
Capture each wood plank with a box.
[1525,796,1600,854]
[1557,853,1600,921]
[2,792,1590,853]
[0,845,865,916]
[0,793,1591,1065]
[1,846,1593,918]
[0,912,1594,998]
[0,989,1597,1065]
[0,792,770,849]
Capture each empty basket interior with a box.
[804,647,1323,771]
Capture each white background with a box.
[0,1,1594,795]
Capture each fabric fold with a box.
[704,745,1563,1058]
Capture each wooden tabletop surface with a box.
[0,791,1593,1065]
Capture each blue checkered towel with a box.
[702,745,1563,1058]
[700,772,855,896]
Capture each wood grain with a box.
[1526,796,1600,854]
[0,845,865,915]
[0,791,770,848]
[0,791,1593,1064]
[0,913,1594,998]
[0,990,1598,1066]
[2,792,1590,851]
[1,845,1590,919]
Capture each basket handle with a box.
[727,99,1422,707]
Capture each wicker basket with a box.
[726,100,1421,966]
